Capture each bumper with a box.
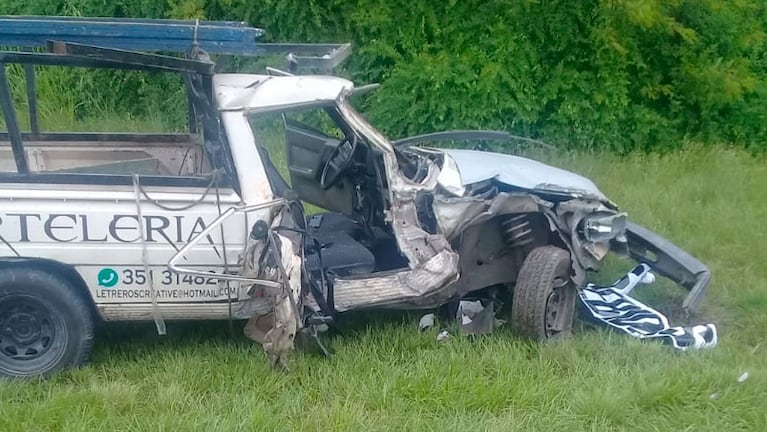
[625,222,711,311]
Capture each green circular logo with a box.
[97,268,119,288]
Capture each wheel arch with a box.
[0,257,99,319]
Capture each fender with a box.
[0,256,98,317]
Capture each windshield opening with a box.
[336,96,394,154]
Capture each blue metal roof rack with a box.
[0,16,353,174]
[0,16,352,71]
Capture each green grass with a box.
[1,138,766,430]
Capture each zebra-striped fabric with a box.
[579,263,717,350]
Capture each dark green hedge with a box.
[3,0,766,151]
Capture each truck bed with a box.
[0,132,208,176]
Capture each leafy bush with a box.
[1,0,765,151]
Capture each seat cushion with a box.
[305,232,375,277]
[304,212,375,276]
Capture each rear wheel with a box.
[0,268,94,378]
[511,246,576,340]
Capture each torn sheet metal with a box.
[455,300,497,335]
[432,192,542,241]
[242,205,303,368]
[443,148,608,202]
[579,264,718,350]
[431,190,609,291]
[332,249,460,311]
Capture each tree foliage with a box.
[2,0,766,151]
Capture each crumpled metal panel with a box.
[432,192,543,240]
[456,300,497,335]
[442,148,607,201]
[333,250,460,311]
[242,206,303,369]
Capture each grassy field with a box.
[1,144,766,431]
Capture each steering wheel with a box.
[320,134,358,190]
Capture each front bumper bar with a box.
[625,222,711,311]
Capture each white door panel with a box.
[0,184,263,304]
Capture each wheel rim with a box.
[0,295,65,374]
[544,276,573,338]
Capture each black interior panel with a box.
[285,120,355,215]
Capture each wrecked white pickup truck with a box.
[0,18,711,377]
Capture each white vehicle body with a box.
[0,75,357,319]
[0,47,710,377]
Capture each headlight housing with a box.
[581,212,627,243]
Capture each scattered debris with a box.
[707,372,749,402]
[437,330,450,342]
[419,313,435,331]
[579,264,718,350]
[456,300,496,335]
[737,372,749,383]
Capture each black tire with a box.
[0,268,94,378]
[511,246,576,341]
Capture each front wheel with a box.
[0,268,94,378]
[511,246,577,340]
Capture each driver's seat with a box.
[304,213,375,277]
